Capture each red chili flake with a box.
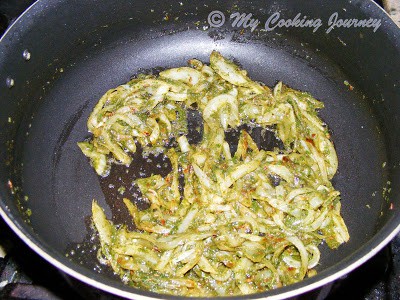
[117,257,124,264]
[7,180,13,190]
[282,156,290,163]
[311,133,316,138]
[305,138,315,146]
[160,219,166,226]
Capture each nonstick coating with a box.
[0,0,399,299]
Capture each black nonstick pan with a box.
[0,0,399,299]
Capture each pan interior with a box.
[15,28,388,282]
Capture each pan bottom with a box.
[14,29,388,282]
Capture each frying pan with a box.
[0,0,399,299]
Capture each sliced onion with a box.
[177,206,199,233]
[306,244,320,269]
[177,135,190,153]
[286,236,308,278]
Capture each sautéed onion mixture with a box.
[78,51,349,296]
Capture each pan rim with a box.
[0,0,40,44]
[0,0,399,299]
